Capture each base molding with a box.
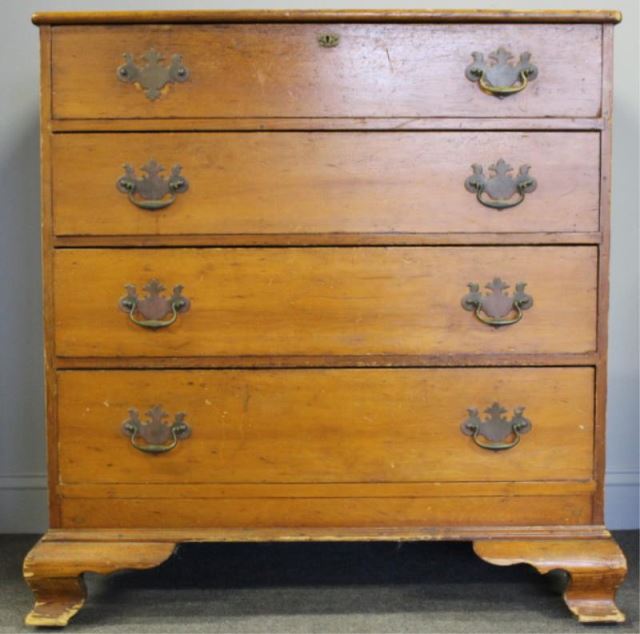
[43,524,611,543]
[24,527,627,626]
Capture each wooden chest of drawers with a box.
[27,9,626,627]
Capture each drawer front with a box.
[54,246,597,358]
[51,24,602,119]
[58,368,594,485]
[52,132,600,237]
[60,496,592,529]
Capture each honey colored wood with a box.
[38,26,61,528]
[52,132,600,237]
[44,525,613,543]
[53,352,599,370]
[23,539,175,626]
[51,24,603,120]
[32,10,624,627]
[57,368,595,485]
[58,481,596,500]
[54,246,598,358]
[474,538,627,623]
[32,9,623,25]
[593,24,616,525]
[52,232,603,249]
[50,117,607,132]
[60,495,592,529]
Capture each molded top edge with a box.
[32,9,622,26]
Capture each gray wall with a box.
[0,0,637,532]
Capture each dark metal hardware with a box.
[119,279,190,329]
[461,402,532,451]
[122,405,191,454]
[465,159,537,210]
[117,48,189,100]
[461,278,533,327]
[317,33,340,48]
[116,160,189,211]
[465,47,538,97]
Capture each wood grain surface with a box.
[23,539,175,626]
[58,481,596,500]
[474,538,627,623]
[59,495,592,529]
[51,24,602,119]
[33,9,623,26]
[56,367,594,485]
[30,9,625,628]
[50,117,606,132]
[52,132,600,237]
[42,524,612,543]
[54,246,598,358]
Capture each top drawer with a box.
[50,23,603,120]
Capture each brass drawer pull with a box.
[117,161,189,211]
[465,159,537,210]
[461,278,533,327]
[317,33,340,48]
[122,405,191,454]
[119,279,190,329]
[117,48,189,100]
[465,47,538,97]
[461,402,532,451]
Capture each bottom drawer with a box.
[57,368,594,486]
[59,495,592,529]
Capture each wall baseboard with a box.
[1,471,638,533]
[0,474,48,534]
[604,469,640,530]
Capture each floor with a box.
[1,532,637,633]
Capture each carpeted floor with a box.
[1,532,637,633]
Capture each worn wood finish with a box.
[57,368,594,485]
[54,247,597,358]
[592,24,616,525]
[23,539,175,626]
[60,495,592,529]
[33,10,623,25]
[43,525,612,543]
[37,26,61,528]
[50,117,607,132]
[53,352,599,370]
[474,538,627,623]
[52,232,603,249]
[58,481,596,500]
[31,9,624,627]
[52,132,600,237]
[51,24,602,120]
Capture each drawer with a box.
[54,246,597,358]
[51,24,602,119]
[52,132,600,237]
[60,496,592,529]
[57,368,594,485]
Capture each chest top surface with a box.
[32,9,622,24]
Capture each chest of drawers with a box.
[26,9,626,627]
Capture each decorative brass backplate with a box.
[461,278,533,327]
[116,160,189,211]
[117,49,189,100]
[122,405,191,454]
[460,402,532,451]
[465,159,537,210]
[465,47,538,97]
[317,33,340,48]
[119,279,190,329]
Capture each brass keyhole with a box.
[317,33,340,48]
